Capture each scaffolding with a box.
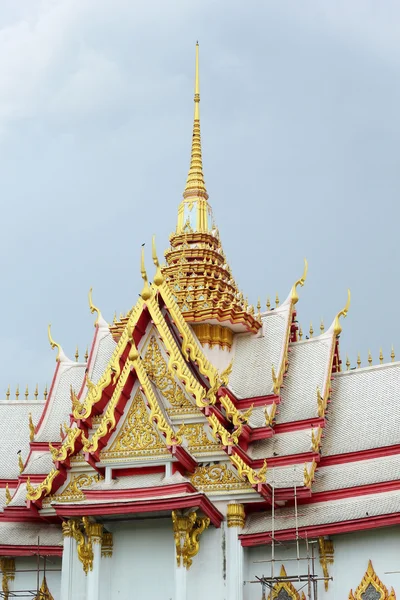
[247,468,332,600]
[0,538,61,599]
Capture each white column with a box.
[60,524,74,600]
[226,503,245,600]
[174,564,187,600]
[86,524,103,600]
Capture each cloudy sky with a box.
[0,0,399,395]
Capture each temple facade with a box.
[1,44,400,600]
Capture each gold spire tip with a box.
[140,247,152,301]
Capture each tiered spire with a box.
[177,43,210,235]
[163,43,261,341]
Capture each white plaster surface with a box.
[13,556,61,600]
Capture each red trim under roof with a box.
[0,545,62,557]
[54,492,223,528]
[239,513,400,547]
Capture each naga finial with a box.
[140,246,152,301]
[152,236,164,286]
[28,413,35,442]
[291,258,308,305]
[333,289,351,336]
[88,288,102,326]
[47,324,62,362]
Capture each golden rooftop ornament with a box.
[6,385,10,401]
[28,413,35,442]
[75,346,79,362]
[47,324,62,362]
[368,349,372,366]
[25,385,29,400]
[379,348,383,364]
[5,483,12,506]
[266,296,271,310]
[84,346,89,362]
[18,453,24,474]
[275,293,280,307]
[298,325,303,340]
[88,288,102,326]
[333,289,351,336]
[391,345,395,362]
[34,384,38,400]
[320,319,325,333]
[152,236,165,286]
[290,258,308,305]
[140,247,152,301]
[309,322,314,338]
[357,353,361,368]
[15,385,19,400]
[346,355,350,371]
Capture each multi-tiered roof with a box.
[1,45,400,574]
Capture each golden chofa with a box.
[163,43,261,338]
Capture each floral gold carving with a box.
[318,537,334,591]
[0,558,15,600]
[109,389,165,454]
[227,503,245,528]
[172,510,210,569]
[189,463,250,491]
[143,337,193,409]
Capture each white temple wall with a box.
[186,522,226,600]
[71,540,86,600]
[101,518,175,600]
[13,556,61,599]
[244,526,400,600]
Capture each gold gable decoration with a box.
[349,561,396,600]
[34,576,54,600]
[143,337,193,409]
[189,463,251,492]
[47,472,102,505]
[102,389,167,460]
[268,565,300,600]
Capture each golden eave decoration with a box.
[172,509,210,569]
[349,560,396,600]
[333,288,351,336]
[290,258,308,305]
[268,565,300,600]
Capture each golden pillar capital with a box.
[172,510,210,569]
[87,523,103,542]
[227,503,245,529]
[101,532,113,558]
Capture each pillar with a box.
[171,510,210,600]
[60,522,74,600]
[226,503,245,600]
[86,523,103,600]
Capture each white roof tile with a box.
[89,329,116,385]
[279,334,334,423]
[0,401,44,479]
[35,364,86,443]
[24,451,53,475]
[229,304,291,399]
[249,429,314,459]
[243,489,400,534]
[323,363,400,455]
[0,522,62,546]
[314,454,400,493]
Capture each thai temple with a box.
[1,43,400,600]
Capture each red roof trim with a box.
[303,479,400,505]
[0,545,62,557]
[54,492,223,528]
[274,417,326,434]
[319,444,400,467]
[252,452,320,469]
[83,481,196,501]
[239,513,400,547]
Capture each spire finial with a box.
[152,236,164,286]
[177,43,209,234]
[140,247,152,301]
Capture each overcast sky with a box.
[0,0,399,395]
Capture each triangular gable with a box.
[100,388,168,461]
[43,470,101,507]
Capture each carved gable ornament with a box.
[349,561,396,600]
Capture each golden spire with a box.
[44,385,48,401]
[357,352,361,368]
[275,293,279,308]
[309,322,314,338]
[177,42,209,234]
[140,247,152,301]
[84,346,89,362]
[6,385,10,401]
[34,384,38,400]
[298,325,303,340]
[266,297,271,310]
[320,319,325,333]
[15,385,19,400]
[368,349,372,366]
[379,348,383,364]
[346,355,350,371]
[391,345,395,362]
[25,385,29,400]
